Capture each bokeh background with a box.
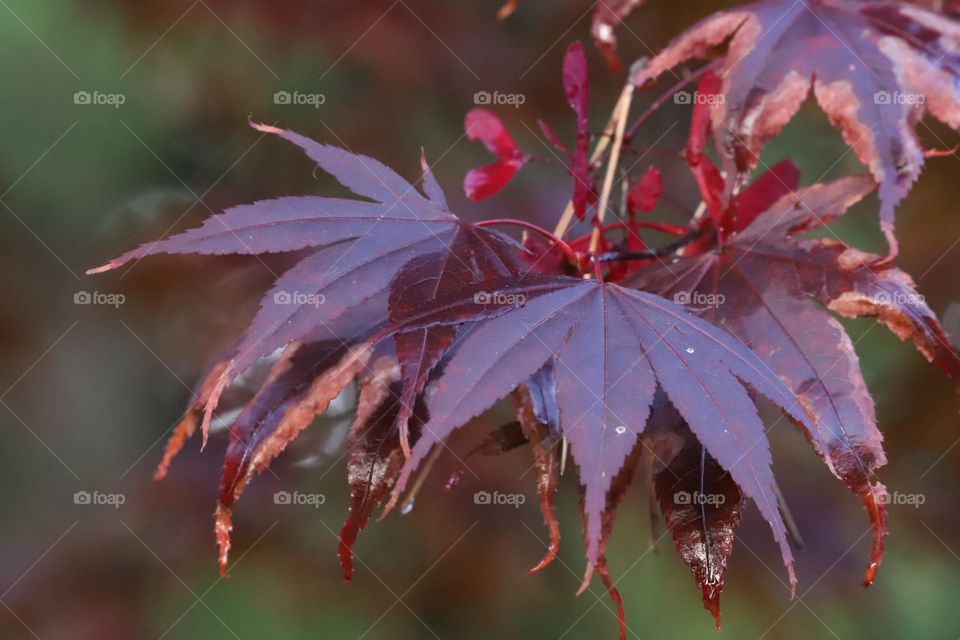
[2,1,960,638]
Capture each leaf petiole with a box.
[475,218,579,266]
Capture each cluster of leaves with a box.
[91,1,960,636]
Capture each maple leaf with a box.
[91,123,522,446]
[339,352,416,581]
[465,42,595,217]
[88,125,527,572]
[634,0,960,251]
[384,275,819,591]
[464,109,528,200]
[579,434,644,640]
[647,399,743,629]
[631,174,960,599]
[388,225,523,455]
[564,41,593,219]
[154,354,234,481]
[85,37,959,630]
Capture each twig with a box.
[624,59,722,142]
[598,227,704,262]
[552,89,629,239]
[589,84,635,255]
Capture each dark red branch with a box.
[598,227,704,262]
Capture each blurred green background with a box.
[2,0,960,638]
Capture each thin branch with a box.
[598,227,704,262]
[589,84,635,255]
[624,59,722,143]
[552,88,631,239]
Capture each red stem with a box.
[475,218,579,265]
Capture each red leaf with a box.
[563,42,592,220]
[823,250,960,384]
[88,93,960,634]
[627,166,663,214]
[726,159,800,236]
[94,126,526,439]
[537,118,567,152]
[685,72,726,225]
[464,108,527,200]
[577,435,645,640]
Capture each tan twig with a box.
[552,85,632,239]
[589,84,635,255]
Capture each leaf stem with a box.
[476,218,578,265]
